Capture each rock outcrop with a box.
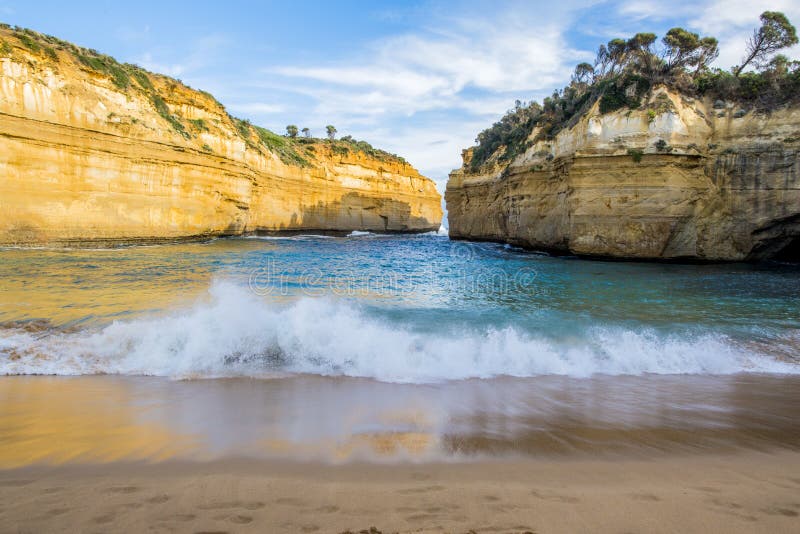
[0,27,441,246]
[446,86,800,261]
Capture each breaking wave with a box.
[1,281,797,382]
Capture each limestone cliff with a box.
[0,27,441,246]
[446,87,800,261]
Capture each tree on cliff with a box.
[301,127,311,138]
[469,11,799,171]
[662,28,718,74]
[326,125,337,140]
[734,11,798,77]
[285,124,298,138]
[572,62,595,85]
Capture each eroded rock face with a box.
[446,86,800,261]
[0,33,441,246]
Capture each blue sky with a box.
[2,0,798,192]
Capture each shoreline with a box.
[2,450,799,533]
[0,228,443,250]
[2,374,800,467]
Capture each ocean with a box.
[1,233,799,463]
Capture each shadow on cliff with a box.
[262,192,437,234]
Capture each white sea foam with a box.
[420,226,448,237]
[1,281,797,382]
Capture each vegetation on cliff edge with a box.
[0,23,409,168]
[469,11,799,170]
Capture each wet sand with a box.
[2,374,800,465]
[1,375,800,532]
[2,452,800,533]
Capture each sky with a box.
[2,0,799,193]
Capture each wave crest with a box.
[1,281,797,381]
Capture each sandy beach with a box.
[1,451,799,533]
[1,375,799,533]
[2,2,800,532]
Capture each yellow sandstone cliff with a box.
[446,86,800,261]
[0,27,442,246]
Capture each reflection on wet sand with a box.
[1,374,799,468]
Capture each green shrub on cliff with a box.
[335,136,404,163]
[14,31,40,53]
[627,148,644,163]
[253,125,310,167]
[76,53,131,89]
[469,11,799,171]
[695,58,800,107]
[0,23,409,169]
[127,65,155,92]
[150,94,189,138]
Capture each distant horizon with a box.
[2,0,798,192]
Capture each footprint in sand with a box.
[212,513,254,525]
[629,492,661,502]
[107,485,140,494]
[693,486,722,494]
[0,479,33,487]
[709,498,743,510]
[761,507,799,517]
[530,489,580,504]
[198,500,265,511]
[275,497,306,506]
[405,512,440,523]
[313,505,340,513]
[92,513,116,524]
[44,508,70,517]
[171,514,197,522]
[396,485,446,495]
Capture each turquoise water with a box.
[0,233,799,381]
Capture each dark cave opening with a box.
[773,236,800,262]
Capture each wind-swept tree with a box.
[694,37,720,73]
[468,11,799,171]
[285,124,298,138]
[301,127,311,138]
[606,38,629,75]
[734,11,798,77]
[662,28,718,74]
[325,125,337,140]
[626,32,659,75]
[594,44,611,76]
[572,62,595,85]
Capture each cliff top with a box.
[467,11,799,171]
[0,23,414,172]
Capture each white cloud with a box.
[617,0,695,21]
[135,52,186,77]
[251,2,599,186]
[271,11,590,121]
[126,0,800,197]
[133,34,229,79]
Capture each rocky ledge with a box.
[0,26,442,246]
[446,87,799,261]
